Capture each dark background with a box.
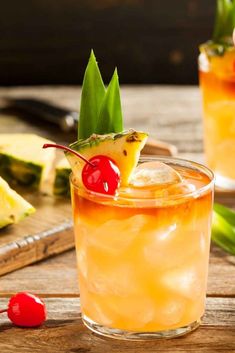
[0,0,215,85]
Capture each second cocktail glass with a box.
[199,47,235,189]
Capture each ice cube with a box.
[76,248,87,278]
[89,301,114,326]
[143,223,190,270]
[87,214,148,254]
[129,161,182,187]
[155,298,186,327]
[162,265,204,299]
[88,263,141,297]
[106,295,156,330]
[81,291,114,327]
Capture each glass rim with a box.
[70,156,214,204]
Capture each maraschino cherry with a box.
[0,292,46,327]
[43,143,120,195]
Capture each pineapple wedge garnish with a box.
[66,130,148,187]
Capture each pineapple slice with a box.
[53,157,71,197]
[66,130,148,186]
[0,176,35,229]
[0,134,56,194]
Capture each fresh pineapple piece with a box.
[0,176,35,229]
[53,157,71,197]
[66,130,148,186]
[0,134,56,194]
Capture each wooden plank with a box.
[0,298,234,353]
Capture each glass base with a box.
[82,314,201,340]
[215,173,235,191]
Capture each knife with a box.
[3,97,177,156]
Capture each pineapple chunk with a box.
[0,176,35,229]
[66,130,148,186]
[0,134,56,194]
[53,157,71,197]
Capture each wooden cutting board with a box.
[0,191,74,276]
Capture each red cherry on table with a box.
[82,155,120,195]
[7,292,46,327]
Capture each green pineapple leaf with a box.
[214,203,235,226]
[95,68,123,135]
[213,0,235,43]
[212,203,235,255]
[78,50,106,139]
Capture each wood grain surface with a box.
[0,251,79,297]
[0,86,235,352]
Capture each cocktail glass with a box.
[70,156,214,340]
[199,47,235,189]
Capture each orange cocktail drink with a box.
[71,157,214,340]
[199,47,235,189]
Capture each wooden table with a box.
[0,86,235,352]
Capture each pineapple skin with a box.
[53,167,71,197]
[0,154,42,189]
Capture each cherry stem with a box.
[0,308,7,314]
[43,143,94,167]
